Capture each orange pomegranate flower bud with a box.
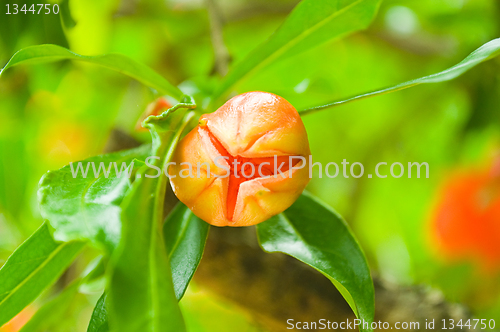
[169,91,311,226]
[135,97,172,131]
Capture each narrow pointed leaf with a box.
[87,293,109,332]
[0,223,84,327]
[213,0,381,101]
[21,258,106,332]
[256,192,374,332]
[0,44,183,99]
[107,171,185,332]
[107,110,195,332]
[85,203,207,331]
[164,203,209,300]
[300,38,500,115]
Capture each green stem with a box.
[151,111,197,234]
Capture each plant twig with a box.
[205,0,230,76]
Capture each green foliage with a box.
[213,0,382,103]
[85,203,209,331]
[87,293,109,332]
[0,223,84,326]
[257,193,374,332]
[60,0,77,30]
[300,38,500,114]
[164,203,210,300]
[2,0,500,330]
[108,170,185,332]
[38,144,151,251]
[19,281,81,332]
[107,110,195,332]
[0,45,183,99]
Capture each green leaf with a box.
[21,258,107,332]
[108,111,195,332]
[0,45,183,99]
[164,203,209,300]
[300,38,500,115]
[0,223,85,327]
[87,293,109,332]
[107,170,186,332]
[38,144,151,251]
[212,0,381,102]
[256,192,374,332]
[19,280,81,332]
[85,203,207,331]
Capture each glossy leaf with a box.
[87,293,109,332]
[213,0,381,102]
[164,203,209,300]
[107,111,195,332]
[0,45,183,99]
[107,170,185,332]
[38,144,151,251]
[300,38,500,115]
[0,223,85,327]
[256,192,374,332]
[85,203,207,331]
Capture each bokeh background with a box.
[1,0,500,331]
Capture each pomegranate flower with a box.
[169,91,311,226]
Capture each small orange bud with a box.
[135,97,172,131]
[169,91,311,226]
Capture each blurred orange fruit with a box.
[169,91,311,226]
[432,156,500,271]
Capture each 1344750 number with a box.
[5,4,59,14]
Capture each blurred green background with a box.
[1,0,500,330]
